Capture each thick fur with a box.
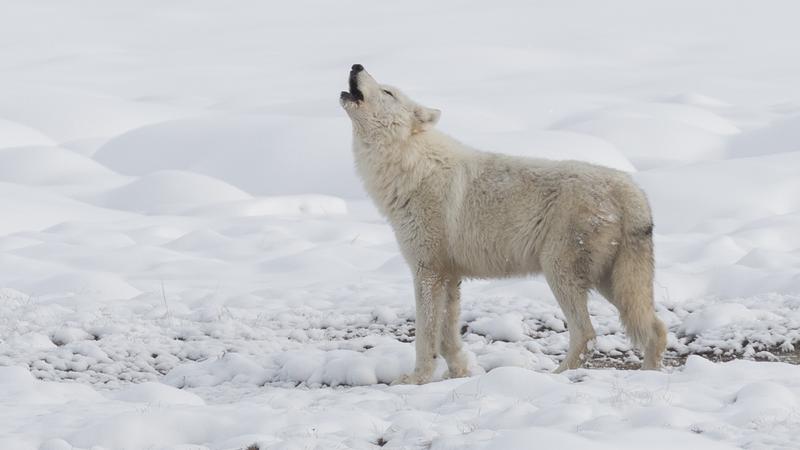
[340,66,667,384]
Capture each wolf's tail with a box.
[611,184,667,368]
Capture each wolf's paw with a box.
[444,365,470,379]
[391,372,432,385]
[554,357,585,374]
[554,361,573,374]
[642,357,662,371]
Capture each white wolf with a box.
[340,64,667,384]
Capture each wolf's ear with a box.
[412,106,441,133]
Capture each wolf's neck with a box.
[353,130,457,216]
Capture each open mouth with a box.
[340,64,364,103]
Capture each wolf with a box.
[340,64,667,384]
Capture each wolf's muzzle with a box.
[346,64,365,102]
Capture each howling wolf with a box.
[340,64,667,384]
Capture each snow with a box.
[93,116,359,197]
[112,381,205,406]
[100,170,251,215]
[470,314,528,342]
[3,360,800,449]
[1,0,800,448]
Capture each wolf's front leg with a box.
[441,277,469,379]
[394,270,443,385]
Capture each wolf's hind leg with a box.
[545,265,595,373]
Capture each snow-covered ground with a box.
[2,1,800,448]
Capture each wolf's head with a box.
[340,64,440,144]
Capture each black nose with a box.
[351,64,364,73]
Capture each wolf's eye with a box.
[382,89,395,98]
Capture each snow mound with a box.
[50,327,94,346]
[3,333,57,351]
[0,118,55,148]
[0,366,103,405]
[731,381,798,426]
[736,248,800,270]
[0,182,133,235]
[730,213,800,252]
[164,228,234,252]
[663,92,732,108]
[21,271,141,301]
[277,350,379,386]
[461,130,636,172]
[636,152,800,233]
[726,114,800,158]
[453,366,565,399]
[470,314,528,342]
[681,304,757,336]
[554,103,738,168]
[0,146,121,185]
[0,87,200,144]
[39,439,74,450]
[623,102,739,135]
[275,346,415,386]
[99,170,251,214]
[163,353,270,388]
[187,195,348,217]
[112,382,205,406]
[93,115,361,197]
